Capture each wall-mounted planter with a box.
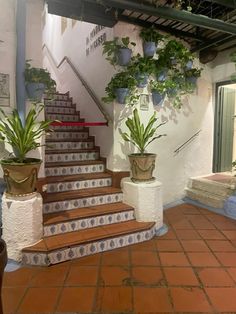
[143,42,156,57]
[185,60,193,69]
[26,83,45,101]
[156,70,167,82]
[152,91,165,106]
[167,88,178,97]
[186,77,197,85]
[170,57,177,65]
[117,48,132,66]
[115,88,130,104]
[135,73,148,88]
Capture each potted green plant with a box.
[102,37,136,66]
[0,103,53,195]
[184,67,201,85]
[25,60,56,101]
[102,71,139,105]
[121,109,166,182]
[128,54,156,87]
[150,80,167,106]
[140,26,164,57]
[163,40,193,67]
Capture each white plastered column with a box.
[2,192,43,262]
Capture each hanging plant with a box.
[163,40,194,68]
[140,26,165,57]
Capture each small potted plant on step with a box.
[121,109,166,182]
[102,37,136,66]
[0,103,53,195]
[25,60,56,101]
[140,26,164,57]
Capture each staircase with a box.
[185,174,236,209]
[22,92,156,266]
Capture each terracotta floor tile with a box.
[95,286,132,312]
[133,287,172,312]
[205,287,236,312]
[99,266,130,286]
[226,268,236,282]
[29,264,69,287]
[164,267,199,286]
[156,239,183,252]
[181,240,210,252]
[171,287,212,312]
[206,240,236,252]
[198,268,234,287]
[2,287,27,314]
[214,252,236,266]
[17,287,60,314]
[158,228,177,239]
[222,230,236,240]
[187,252,220,267]
[102,248,129,265]
[131,251,159,266]
[131,239,156,251]
[132,266,165,286]
[171,218,193,229]
[56,287,95,312]
[3,268,38,287]
[65,265,98,286]
[175,229,201,240]
[187,216,216,230]
[72,253,101,265]
[213,220,236,230]
[198,229,226,240]
[159,252,190,266]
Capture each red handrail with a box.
[51,121,108,127]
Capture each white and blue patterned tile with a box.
[46,113,80,121]
[46,131,88,141]
[45,151,99,163]
[45,164,105,177]
[46,141,94,151]
[22,252,49,266]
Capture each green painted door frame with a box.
[213,80,236,172]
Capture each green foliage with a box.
[139,26,164,44]
[150,79,177,94]
[25,60,56,95]
[102,71,139,105]
[163,40,193,65]
[184,68,201,78]
[128,54,156,75]
[0,104,53,163]
[102,37,136,66]
[121,109,166,154]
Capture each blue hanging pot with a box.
[117,48,132,66]
[167,88,178,97]
[185,60,193,69]
[152,91,165,106]
[135,73,148,88]
[156,70,167,82]
[143,42,156,57]
[115,88,130,104]
[186,77,197,85]
[170,57,177,65]
[26,82,45,100]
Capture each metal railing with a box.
[42,44,112,124]
[174,130,201,155]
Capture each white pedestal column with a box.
[2,192,43,262]
[122,177,163,230]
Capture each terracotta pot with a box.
[0,158,42,195]
[128,153,156,182]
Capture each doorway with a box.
[213,81,236,173]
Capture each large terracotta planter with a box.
[0,158,42,195]
[128,153,156,182]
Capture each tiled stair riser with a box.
[45,151,99,163]
[45,100,74,108]
[43,192,123,214]
[46,131,88,141]
[46,114,80,121]
[44,210,134,236]
[191,179,234,197]
[51,126,85,131]
[45,163,105,177]
[22,224,157,266]
[46,141,94,150]
[47,177,112,193]
[45,107,76,114]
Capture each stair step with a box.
[45,149,99,163]
[45,107,76,114]
[50,125,85,131]
[191,178,235,197]
[46,172,112,193]
[46,113,80,121]
[45,160,105,177]
[45,100,74,108]
[22,220,156,266]
[43,187,123,214]
[46,131,89,141]
[185,187,225,208]
[45,140,94,151]
[43,203,134,236]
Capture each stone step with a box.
[185,187,225,208]
[46,113,80,122]
[45,106,76,114]
[45,139,94,151]
[43,187,123,214]
[45,160,105,177]
[46,172,112,193]
[22,220,156,266]
[45,149,99,163]
[190,178,235,197]
[46,131,89,141]
[43,202,134,236]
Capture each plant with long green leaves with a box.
[121,109,166,154]
[0,103,53,163]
